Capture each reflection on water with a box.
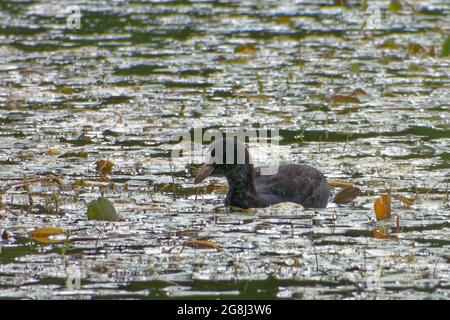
[0,0,449,299]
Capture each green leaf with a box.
[87,197,119,221]
[441,35,450,58]
[388,0,402,13]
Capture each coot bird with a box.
[194,138,329,209]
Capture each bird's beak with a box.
[194,164,215,184]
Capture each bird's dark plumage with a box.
[194,138,329,209]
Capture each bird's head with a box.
[194,137,252,184]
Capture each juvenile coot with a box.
[194,138,329,209]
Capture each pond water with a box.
[0,0,449,299]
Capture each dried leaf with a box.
[96,160,114,175]
[333,187,361,204]
[186,239,223,251]
[374,195,392,221]
[330,95,360,104]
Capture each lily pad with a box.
[87,197,119,221]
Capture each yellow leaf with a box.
[47,148,61,156]
[30,227,65,244]
[374,195,392,221]
[329,180,354,188]
[186,240,223,251]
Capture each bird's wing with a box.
[255,164,329,208]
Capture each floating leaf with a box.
[47,148,61,156]
[87,197,119,221]
[333,187,361,204]
[274,16,295,28]
[73,180,89,188]
[217,56,249,64]
[329,180,354,188]
[59,151,89,159]
[56,87,75,95]
[186,239,223,251]
[234,44,257,55]
[96,160,115,175]
[441,35,450,58]
[374,195,392,221]
[373,227,397,240]
[330,95,360,104]
[30,227,65,244]
[350,88,369,98]
[388,0,402,13]
[407,42,427,56]
[378,39,401,50]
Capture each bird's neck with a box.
[225,164,267,209]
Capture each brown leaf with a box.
[374,195,392,221]
[186,239,223,251]
[350,88,369,98]
[330,95,360,104]
[333,187,361,204]
[96,160,115,175]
